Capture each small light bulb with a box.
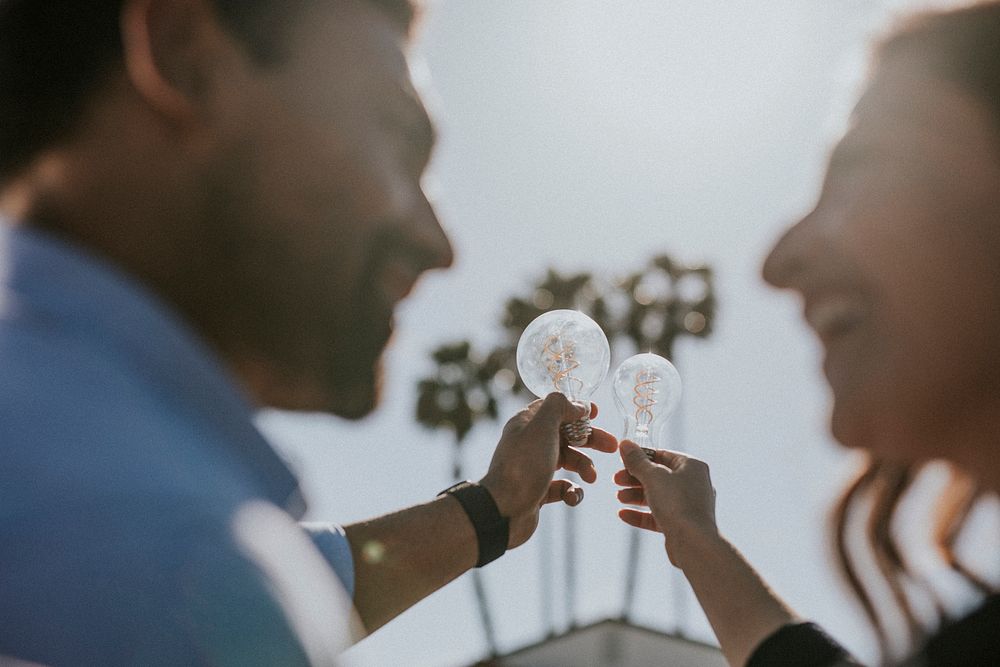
[516,310,611,446]
[612,353,682,457]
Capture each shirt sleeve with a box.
[301,522,355,599]
[747,623,864,667]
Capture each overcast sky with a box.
[257,1,988,665]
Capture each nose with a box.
[761,209,816,290]
[413,191,454,271]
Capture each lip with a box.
[803,293,868,346]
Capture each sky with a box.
[257,1,988,665]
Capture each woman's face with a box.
[763,58,1000,465]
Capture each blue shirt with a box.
[0,224,355,666]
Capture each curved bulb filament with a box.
[632,368,659,441]
[543,335,584,399]
[515,310,612,447]
[611,353,682,453]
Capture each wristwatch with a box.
[438,481,510,568]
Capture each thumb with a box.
[535,392,588,427]
[620,440,657,481]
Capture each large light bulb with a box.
[612,353,682,457]
[516,310,611,446]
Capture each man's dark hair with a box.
[0,0,414,181]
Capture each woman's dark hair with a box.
[833,461,990,660]
[0,0,414,181]
[877,2,1000,145]
[832,3,1000,663]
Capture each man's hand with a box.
[343,393,615,634]
[479,393,618,549]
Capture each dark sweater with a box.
[747,595,1000,667]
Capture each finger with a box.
[559,446,597,483]
[588,402,599,420]
[544,479,584,506]
[526,398,545,411]
[619,440,659,482]
[535,392,589,427]
[613,468,642,487]
[502,399,543,434]
[650,448,689,470]
[583,427,618,453]
[618,508,661,533]
[616,487,647,506]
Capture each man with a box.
[0,0,617,664]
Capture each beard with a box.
[313,279,392,419]
[210,237,396,419]
[194,243,395,419]
[186,153,400,419]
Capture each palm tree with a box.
[416,256,716,658]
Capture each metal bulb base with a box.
[560,418,592,447]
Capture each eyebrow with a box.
[824,91,879,174]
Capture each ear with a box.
[120,0,233,126]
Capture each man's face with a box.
[200,0,453,417]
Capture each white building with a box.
[470,619,727,667]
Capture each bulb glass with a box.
[516,310,610,403]
[612,353,682,447]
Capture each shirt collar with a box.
[0,222,305,518]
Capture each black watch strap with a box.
[438,481,509,568]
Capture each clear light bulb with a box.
[516,310,611,446]
[612,353,682,458]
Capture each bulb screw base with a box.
[560,418,592,447]
[640,446,657,461]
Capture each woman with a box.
[616,3,1000,666]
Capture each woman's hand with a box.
[614,440,719,568]
[616,441,804,666]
